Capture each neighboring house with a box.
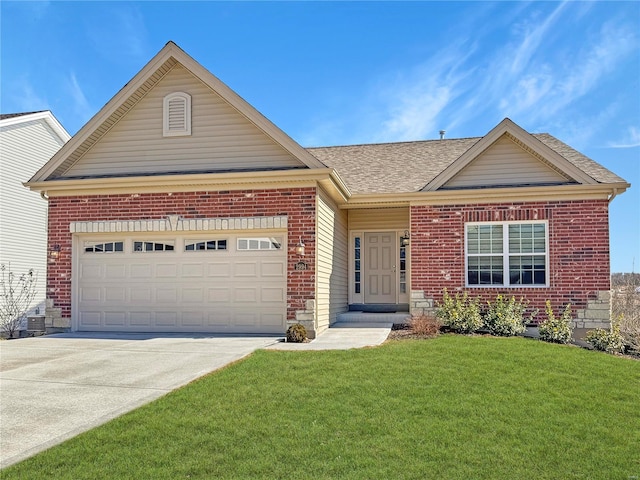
[25,42,629,337]
[0,111,70,326]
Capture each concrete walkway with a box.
[266,322,393,350]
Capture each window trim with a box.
[163,92,191,137]
[184,239,228,252]
[465,220,549,288]
[236,237,283,251]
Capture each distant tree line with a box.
[611,272,640,287]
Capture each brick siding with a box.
[46,188,317,323]
[410,200,610,322]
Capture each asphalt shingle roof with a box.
[0,111,46,121]
[308,134,626,194]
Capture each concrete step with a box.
[336,311,411,324]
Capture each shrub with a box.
[483,295,531,337]
[1,264,37,338]
[286,323,308,343]
[436,289,483,334]
[409,314,442,337]
[538,301,573,344]
[585,322,625,354]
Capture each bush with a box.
[1,264,37,338]
[483,295,531,337]
[538,301,573,344]
[286,323,308,343]
[585,323,625,354]
[409,314,442,337]
[436,289,483,334]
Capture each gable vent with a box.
[163,92,191,136]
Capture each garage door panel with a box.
[79,311,101,326]
[156,264,177,278]
[104,312,126,326]
[130,312,152,326]
[234,262,257,277]
[262,262,285,277]
[130,264,152,278]
[130,287,152,303]
[262,287,285,302]
[208,287,230,302]
[156,312,178,327]
[80,263,103,280]
[156,287,178,303]
[207,262,231,277]
[182,263,204,277]
[105,287,126,302]
[105,264,127,278]
[182,288,204,303]
[77,233,287,333]
[80,287,101,302]
[182,311,204,327]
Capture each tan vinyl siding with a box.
[0,120,67,316]
[316,190,348,332]
[62,64,305,178]
[348,207,409,231]
[444,136,570,189]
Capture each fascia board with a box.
[341,182,629,209]
[424,118,598,191]
[0,111,71,142]
[25,168,347,198]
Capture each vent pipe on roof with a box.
[439,130,446,140]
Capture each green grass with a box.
[3,336,639,479]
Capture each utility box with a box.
[27,316,46,335]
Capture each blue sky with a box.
[1,1,639,272]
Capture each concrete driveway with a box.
[0,333,280,468]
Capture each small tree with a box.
[0,264,37,338]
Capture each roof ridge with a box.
[306,136,483,150]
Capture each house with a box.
[25,42,629,338]
[1,111,70,328]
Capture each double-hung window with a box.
[466,221,548,287]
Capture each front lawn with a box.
[3,336,639,479]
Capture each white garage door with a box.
[74,234,287,333]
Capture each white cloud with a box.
[67,73,94,123]
[86,5,148,63]
[7,76,50,113]
[609,127,640,149]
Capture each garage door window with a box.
[84,241,123,253]
[185,239,227,251]
[237,237,282,251]
[134,241,175,252]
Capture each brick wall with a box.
[46,188,317,324]
[410,200,610,323]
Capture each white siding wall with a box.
[64,64,304,177]
[0,120,67,318]
[444,136,569,188]
[316,190,348,333]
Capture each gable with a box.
[441,134,573,189]
[60,64,307,179]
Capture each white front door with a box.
[364,232,396,304]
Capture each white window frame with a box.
[237,237,283,251]
[184,239,228,252]
[465,220,549,288]
[163,92,191,137]
[83,240,124,253]
[133,240,175,252]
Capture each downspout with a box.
[40,191,49,201]
[608,188,619,204]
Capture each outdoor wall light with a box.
[400,230,410,247]
[48,245,61,262]
[295,237,305,256]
